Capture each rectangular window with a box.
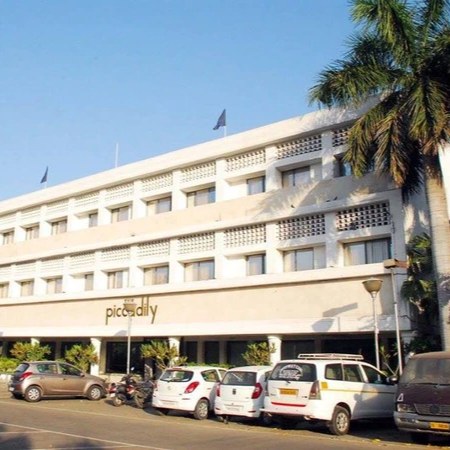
[282,167,310,188]
[185,260,215,281]
[88,212,98,227]
[144,265,169,285]
[0,283,9,298]
[2,230,14,245]
[284,247,326,271]
[344,238,391,266]
[111,205,131,223]
[51,219,67,235]
[84,273,94,291]
[335,155,353,177]
[246,254,266,275]
[25,225,39,240]
[20,280,34,297]
[187,187,216,208]
[147,196,172,215]
[107,270,127,289]
[46,277,63,294]
[247,176,265,195]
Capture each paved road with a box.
[1,383,449,449]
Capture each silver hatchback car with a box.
[8,361,107,402]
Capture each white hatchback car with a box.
[152,366,226,420]
[214,365,272,421]
[262,354,397,435]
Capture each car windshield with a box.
[270,363,316,382]
[160,370,193,382]
[401,358,450,385]
[222,371,256,386]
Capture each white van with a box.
[214,365,272,421]
[262,354,397,435]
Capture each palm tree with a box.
[309,0,450,347]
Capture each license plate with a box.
[227,406,241,412]
[279,388,297,396]
[110,393,116,397]
[430,422,450,430]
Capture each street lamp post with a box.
[123,298,137,375]
[363,278,383,370]
[383,258,407,375]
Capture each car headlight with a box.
[397,403,416,413]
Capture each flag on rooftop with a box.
[40,166,48,184]
[213,109,226,130]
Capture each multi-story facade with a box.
[0,104,429,375]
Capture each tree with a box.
[242,342,275,366]
[140,340,187,372]
[64,344,99,373]
[10,342,51,362]
[401,233,440,346]
[309,0,450,347]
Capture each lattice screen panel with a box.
[277,135,322,160]
[181,162,216,183]
[69,252,95,270]
[332,126,351,147]
[277,215,326,240]
[224,224,266,248]
[178,233,215,254]
[336,202,391,231]
[141,173,173,193]
[137,240,170,258]
[225,149,266,172]
[100,246,130,262]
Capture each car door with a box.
[201,369,221,404]
[359,364,396,418]
[341,363,366,419]
[58,363,86,395]
[35,362,61,395]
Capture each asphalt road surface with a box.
[0,388,449,450]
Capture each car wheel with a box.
[410,433,429,445]
[113,393,126,406]
[87,385,103,401]
[327,406,350,436]
[24,386,42,402]
[12,393,22,400]
[193,398,209,420]
[259,412,273,426]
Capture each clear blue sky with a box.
[0,0,355,201]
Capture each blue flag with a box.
[213,109,226,130]
[40,166,48,184]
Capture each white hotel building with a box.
[0,105,430,375]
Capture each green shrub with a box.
[10,342,51,362]
[0,357,19,373]
[64,344,99,373]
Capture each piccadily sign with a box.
[105,296,158,325]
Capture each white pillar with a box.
[168,336,181,366]
[90,337,102,376]
[268,335,282,366]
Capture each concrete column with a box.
[219,340,227,365]
[90,337,102,376]
[168,336,181,367]
[197,340,205,364]
[268,335,282,366]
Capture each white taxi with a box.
[262,354,397,435]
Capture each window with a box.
[247,176,265,195]
[107,270,127,289]
[51,219,67,235]
[20,280,34,296]
[2,230,14,245]
[335,155,353,177]
[185,260,215,281]
[147,196,172,215]
[25,224,39,240]
[246,254,266,276]
[282,167,310,188]
[343,364,363,383]
[187,187,215,207]
[84,273,94,291]
[0,283,8,298]
[344,238,391,266]
[88,212,98,227]
[111,205,131,223]
[284,247,326,271]
[144,265,169,285]
[46,277,63,294]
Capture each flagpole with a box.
[115,143,119,168]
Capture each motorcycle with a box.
[109,374,138,407]
[133,379,154,408]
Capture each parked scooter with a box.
[133,379,154,408]
[109,373,138,407]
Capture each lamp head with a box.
[123,298,137,314]
[362,278,383,295]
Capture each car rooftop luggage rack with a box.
[296,353,364,361]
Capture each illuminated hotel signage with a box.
[105,296,158,325]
